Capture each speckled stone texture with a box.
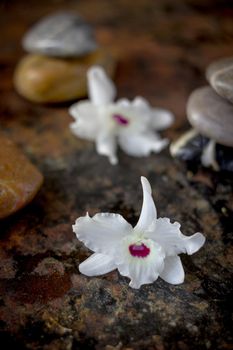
[0,0,233,349]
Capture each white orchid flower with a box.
[69,66,174,165]
[73,177,205,289]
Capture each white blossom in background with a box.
[69,66,174,165]
[73,177,205,289]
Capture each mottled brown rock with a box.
[14,49,116,103]
[187,86,233,147]
[0,0,233,349]
[0,134,43,219]
[206,56,233,104]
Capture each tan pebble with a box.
[0,134,43,219]
[14,49,116,103]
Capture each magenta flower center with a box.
[129,243,150,258]
[112,114,129,126]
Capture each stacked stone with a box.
[14,12,115,103]
[170,57,233,172]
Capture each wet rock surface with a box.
[0,0,233,349]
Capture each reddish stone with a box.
[0,134,43,219]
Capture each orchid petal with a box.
[147,218,205,256]
[69,100,96,121]
[159,255,184,284]
[134,177,157,233]
[150,108,174,130]
[132,97,174,130]
[74,176,205,289]
[79,253,116,276]
[118,132,169,157]
[116,238,165,289]
[184,232,206,255]
[132,96,150,110]
[116,97,152,130]
[96,132,118,165]
[69,101,99,140]
[116,98,131,107]
[87,66,116,105]
[73,213,133,254]
[70,67,174,164]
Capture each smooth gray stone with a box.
[187,86,233,147]
[206,57,233,104]
[22,12,97,57]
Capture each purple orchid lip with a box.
[112,114,129,126]
[129,243,150,258]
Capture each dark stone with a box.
[171,133,209,162]
[171,130,233,172]
[216,143,233,172]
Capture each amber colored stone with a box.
[0,135,43,219]
[14,50,116,103]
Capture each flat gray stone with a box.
[206,57,233,104]
[187,86,233,147]
[22,12,97,57]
